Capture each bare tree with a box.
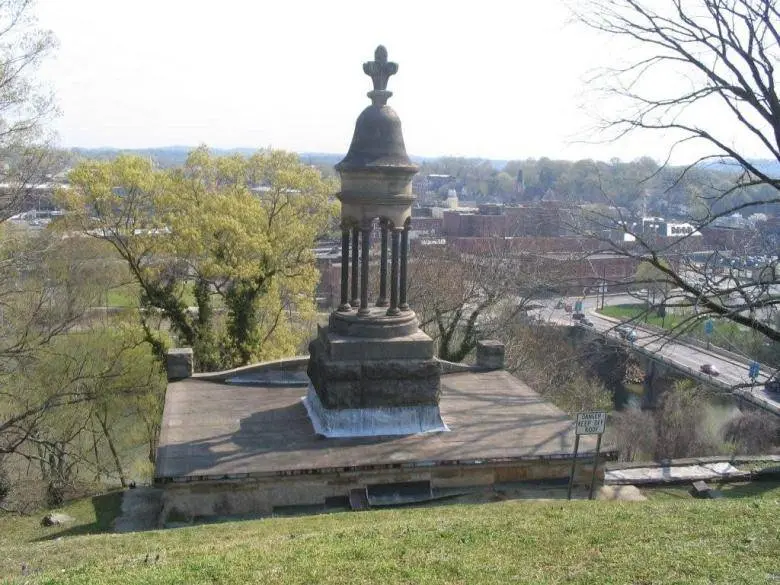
[572,0,780,347]
[503,321,614,414]
[408,239,569,362]
[0,0,60,220]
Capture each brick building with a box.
[439,202,578,239]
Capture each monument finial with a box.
[363,45,398,105]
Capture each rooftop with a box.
[155,369,605,482]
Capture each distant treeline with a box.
[416,156,779,219]
[64,147,779,219]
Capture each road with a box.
[529,294,780,416]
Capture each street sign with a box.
[704,319,714,335]
[575,411,607,435]
[569,411,607,501]
[749,361,760,380]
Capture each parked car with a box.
[572,312,585,321]
[580,317,594,327]
[700,364,720,376]
[765,376,780,393]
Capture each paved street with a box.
[530,294,780,416]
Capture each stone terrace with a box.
[156,370,604,482]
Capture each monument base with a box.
[307,319,441,410]
[303,384,448,438]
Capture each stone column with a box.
[376,221,389,307]
[350,227,359,308]
[387,227,402,316]
[399,222,410,311]
[339,226,350,311]
[359,224,371,315]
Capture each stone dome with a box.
[336,103,418,174]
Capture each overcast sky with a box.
[33,0,762,163]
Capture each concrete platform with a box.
[154,369,616,519]
[157,369,608,480]
[606,462,751,485]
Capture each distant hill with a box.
[699,157,780,176]
[67,148,778,178]
[66,146,506,170]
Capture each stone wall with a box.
[158,457,608,524]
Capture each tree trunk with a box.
[96,411,127,488]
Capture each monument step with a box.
[322,329,434,361]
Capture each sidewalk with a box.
[605,455,780,486]
[606,462,749,485]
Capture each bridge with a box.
[532,294,780,417]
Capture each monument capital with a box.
[363,45,397,91]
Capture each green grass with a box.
[601,303,780,367]
[2,493,780,583]
[643,479,780,501]
[105,284,140,308]
[103,282,219,309]
[600,303,743,337]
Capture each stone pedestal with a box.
[166,348,194,381]
[476,340,505,370]
[305,309,446,437]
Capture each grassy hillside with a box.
[2,486,779,584]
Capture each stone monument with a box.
[305,45,446,437]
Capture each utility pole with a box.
[601,265,607,310]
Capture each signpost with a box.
[749,360,760,382]
[567,411,607,501]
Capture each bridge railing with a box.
[595,312,774,375]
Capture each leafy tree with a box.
[60,148,337,370]
[0,228,165,501]
[4,319,164,499]
[537,160,558,193]
[0,1,167,508]
[496,171,515,196]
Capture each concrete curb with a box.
[604,456,780,486]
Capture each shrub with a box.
[653,384,722,459]
[609,409,656,461]
[723,412,780,454]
